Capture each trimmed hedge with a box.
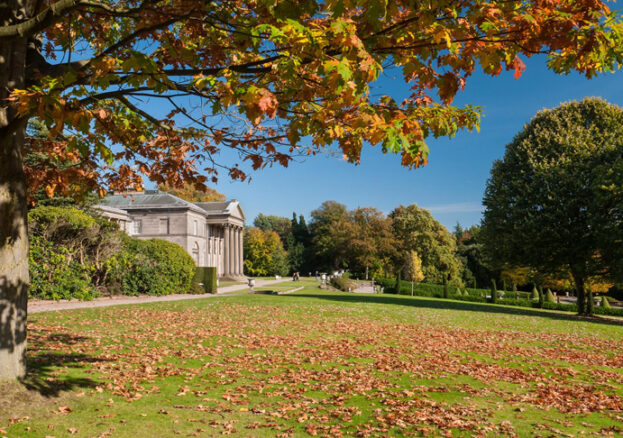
[195,267,218,294]
[377,278,623,317]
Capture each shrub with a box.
[531,286,539,301]
[330,274,356,292]
[601,296,611,309]
[108,238,196,296]
[29,235,97,301]
[546,289,556,303]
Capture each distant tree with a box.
[243,228,289,277]
[403,251,425,283]
[159,181,225,203]
[481,98,623,315]
[285,233,305,275]
[453,222,464,240]
[390,204,462,284]
[293,214,311,248]
[345,207,397,279]
[456,239,496,289]
[253,214,292,243]
[309,201,351,270]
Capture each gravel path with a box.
[29,278,290,314]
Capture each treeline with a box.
[244,201,621,303]
[244,201,467,284]
[29,206,197,300]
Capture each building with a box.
[94,191,245,279]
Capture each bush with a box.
[195,267,218,294]
[29,235,97,301]
[109,238,196,296]
[601,296,611,309]
[330,273,356,292]
[546,289,556,303]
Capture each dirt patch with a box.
[0,380,67,425]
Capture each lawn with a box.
[2,289,623,437]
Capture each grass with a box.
[3,288,623,437]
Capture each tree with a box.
[455,224,497,289]
[158,181,225,203]
[243,228,288,277]
[345,207,397,279]
[2,0,623,380]
[390,204,462,284]
[481,98,623,316]
[403,251,424,283]
[309,201,351,270]
[253,214,293,244]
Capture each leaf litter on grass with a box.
[5,293,623,437]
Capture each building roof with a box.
[99,191,245,220]
[196,200,246,220]
[100,191,206,213]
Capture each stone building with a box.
[94,191,245,279]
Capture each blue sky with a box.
[186,56,623,230]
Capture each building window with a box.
[159,218,169,234]
[193,220,198,236]
[133,220,142,235]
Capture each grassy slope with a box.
[3,283,623,437]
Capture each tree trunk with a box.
[571,268,586,316]
[0,3,29,379]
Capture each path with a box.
[353,280,376,294]
[29,278,290,314]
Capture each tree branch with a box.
[0,0,81,39]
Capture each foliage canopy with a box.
[481,98,623,314]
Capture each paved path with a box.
[29,278,290,314]
[353,281,377,294]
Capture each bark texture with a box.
[571,268,587,316]
[0,0,30,380]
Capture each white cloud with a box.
[422,202,483,214]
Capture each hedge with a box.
[108,238,196,296]
[29,205,197,300]
[195,267,218,294]
[330,274,356,292]
[377,278,623,317]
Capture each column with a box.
[233,227,239,276]
[238,227,244,276]
[228,224,234,276]
[223,226,230,276]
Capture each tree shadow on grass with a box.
[283,292,623,328]
[0,331,111,421]
[21,332,110,397]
